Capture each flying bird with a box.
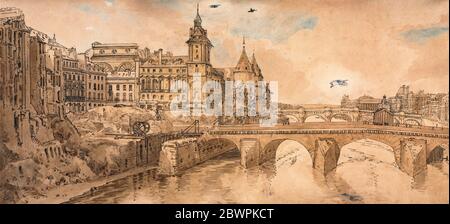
[248,8,257,13]
[209,4,221,8]
[329,80,348,88]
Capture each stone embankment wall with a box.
[159,138,237,175]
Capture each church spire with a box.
[235,36,252,72]
[251,51,261,75]
[194,3,202,27]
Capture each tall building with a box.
[78,53,108,110]
[1,8,32,146]
[1,7,63,152]
[138,49,188,110]
[30,30,65,119]
[90,42,139,105]
[63,48,86,113]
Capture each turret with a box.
[186,4,212,64]
[251,51,262,79]
[234,37,253,73]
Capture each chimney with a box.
[158,48,163,64]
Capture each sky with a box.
[3,0,449,104]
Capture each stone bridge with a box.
[202,124,449,177]
[280,107,424,126]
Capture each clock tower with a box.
[186,4,214,109]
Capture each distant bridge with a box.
[280,107,424,126]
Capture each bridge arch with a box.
[284,115,300,123]
[260,138,314,165]
[304,114,327,123]
[404,118,422,126]
[330,113,353,122]
[337,139,397,167]
[198,137,240,153]
[426,142,449,164]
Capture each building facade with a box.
[89,42,139,106]
[1,7,64,151]
[78,53,107,110]
[63,49,86,113]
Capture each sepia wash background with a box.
[0,0,448,204]
[3,0,449,104]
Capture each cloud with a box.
[230,13,318,43]
[402,26,449,43]
[77,3,92,13]
[105,0,114,7]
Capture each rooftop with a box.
[0,7,24,21]
[92,42,138,48]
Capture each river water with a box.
[65,139,449,204]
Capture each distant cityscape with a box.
[341,85,449,123]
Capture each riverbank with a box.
[19,166,157,204]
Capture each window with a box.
[129,85,133,91]
[123,85,126,91]
[116,84,119,91]
[129,93,133,101]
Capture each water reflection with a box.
[65,140,449,204]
